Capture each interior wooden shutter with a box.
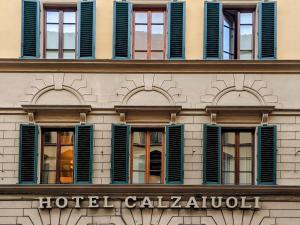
[19,124,38,184]
[111,124,130,184]
[166,124,184,184]
[168,1,186,59]
[75,124,93,183]
[258,1,277,59]
[203,124,221,184]
[204,1,222,59]
[113,1,131,59]
[257,125,277,184]
[21,0,40,58]
[78,0,96,59]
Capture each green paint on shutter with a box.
[203,124,221,184]
[258,1,277,59]
[19,124,38,184]
[78,0,95,59]
[113,1,132,59]
[167,1,185,59]
[204,1,222,59]
[21,0,40,58]
[257,125,277,185]
[111,124,130,184]
[166,124,184,184]
[75,124,93,184]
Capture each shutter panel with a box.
[78,0,96,59]
[204,1,222,59]
[75,124,93,183]
[111,124,130,183]
[19,124,38,184]
[257,125,277,185]
[166,124,184,184]
[21,0,40,58]
[113,1,131,59]
[203,124,221,184]
[168,1,185,59]
[258,1,277,59]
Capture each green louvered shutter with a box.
[203,124,221,184]
[75,124,93,183]
[257,125,277,185]
[78,0,95,59]
[166,124,184,184]
[204,1,222,59]
[19,124,38,184]
[167,1,185,59]
[258,1,277,59]
[111,124,130,183]
[21,0,40,58]
[113,1,131,59]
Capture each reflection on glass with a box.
[44,132,57,144]
[42,146,57,184]
[135,12,147,23]
[63,24,76,49]
[224,132,235,145]
[151,25,164,50]
[223,146,235,184]
[60,146,74,184]
[63,51,76,59]
[134,52,147,60]
[150,132,162,145]
[151,52,164,60]
[223,17,234,60]
[239,144,252,184]
[149,147,162,184]
[132,132,146,184]
[133,171,145,183]
[46,24,59,49]
[135,25,147,50]
[240,13,253,24]
[61,131,73,145]
[240,25,252,50]
[152,12,164,23]
[64,12,76,23]
[240,51,252,60]
[47,11,59,23]
[240,132,252,144]
[46,51,59,59]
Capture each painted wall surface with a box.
[1,0,300,59]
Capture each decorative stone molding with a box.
[200,74,280,107]
[115,74,187,106]
[20,73,97,105]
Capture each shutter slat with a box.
[166,124,184,184]
[75,125,93,183]
[112,124,130,183]
[78,0,95,58]
[258,125,277,184]
[204,2,222,59]
[22,0,39,58]
[113,1,131,59]
[168,2,185,59]
[203,124,221,184]
[19,124,38,183]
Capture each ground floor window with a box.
[131,129,164,184]
[41,129,74,184]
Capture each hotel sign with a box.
[39,196,260,210]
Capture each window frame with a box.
[40,128,75,184]
[221,128,255,185]
[130,128,165,184]
[43,6,77,59]
[222,7,256,60]
[132,6,167,60]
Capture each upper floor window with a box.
[133,9,166,60]
[45,8,77,59]
[223,9,255,60]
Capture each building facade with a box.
[0,0,300,225]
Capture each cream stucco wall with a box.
[0,0,300,59]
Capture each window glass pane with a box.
[133,132,146,171]
[149,147,162,184]
[223,52,230,60]
[46,24,59,49]
[223,26,230,52]
[46,51,59,59]
[240,146,252,158]
[64,12,76,23]
[60,146,74,184]
[240,172,252,184]
[151,25,164,50]
[61,131,74,145]
[240,13,253,24]
[151,52,164,60]
[224,132,235,145]
[152,12,164,23]
[63,24,76,49]
[63,51,76,59]
[44,132,57,144]
[133,171,145,183]
[42,171,56,184]
[240,25,252,50]
[42,146,57,184]
[134,51,147,60]
[135,12,147,23]
[150,132,162,145]
[240,132,252,144]
[240,51,252,60]
[223,146,235,171]
[223,172,235,184]
[47,11,59,23]
[135,25,147,50]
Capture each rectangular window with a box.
[131,129,164,184]
[223,8,255,60]
[222,129,254,185]
[41,129,74,184]
[44,8,77,59]
[133,8,166,60]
